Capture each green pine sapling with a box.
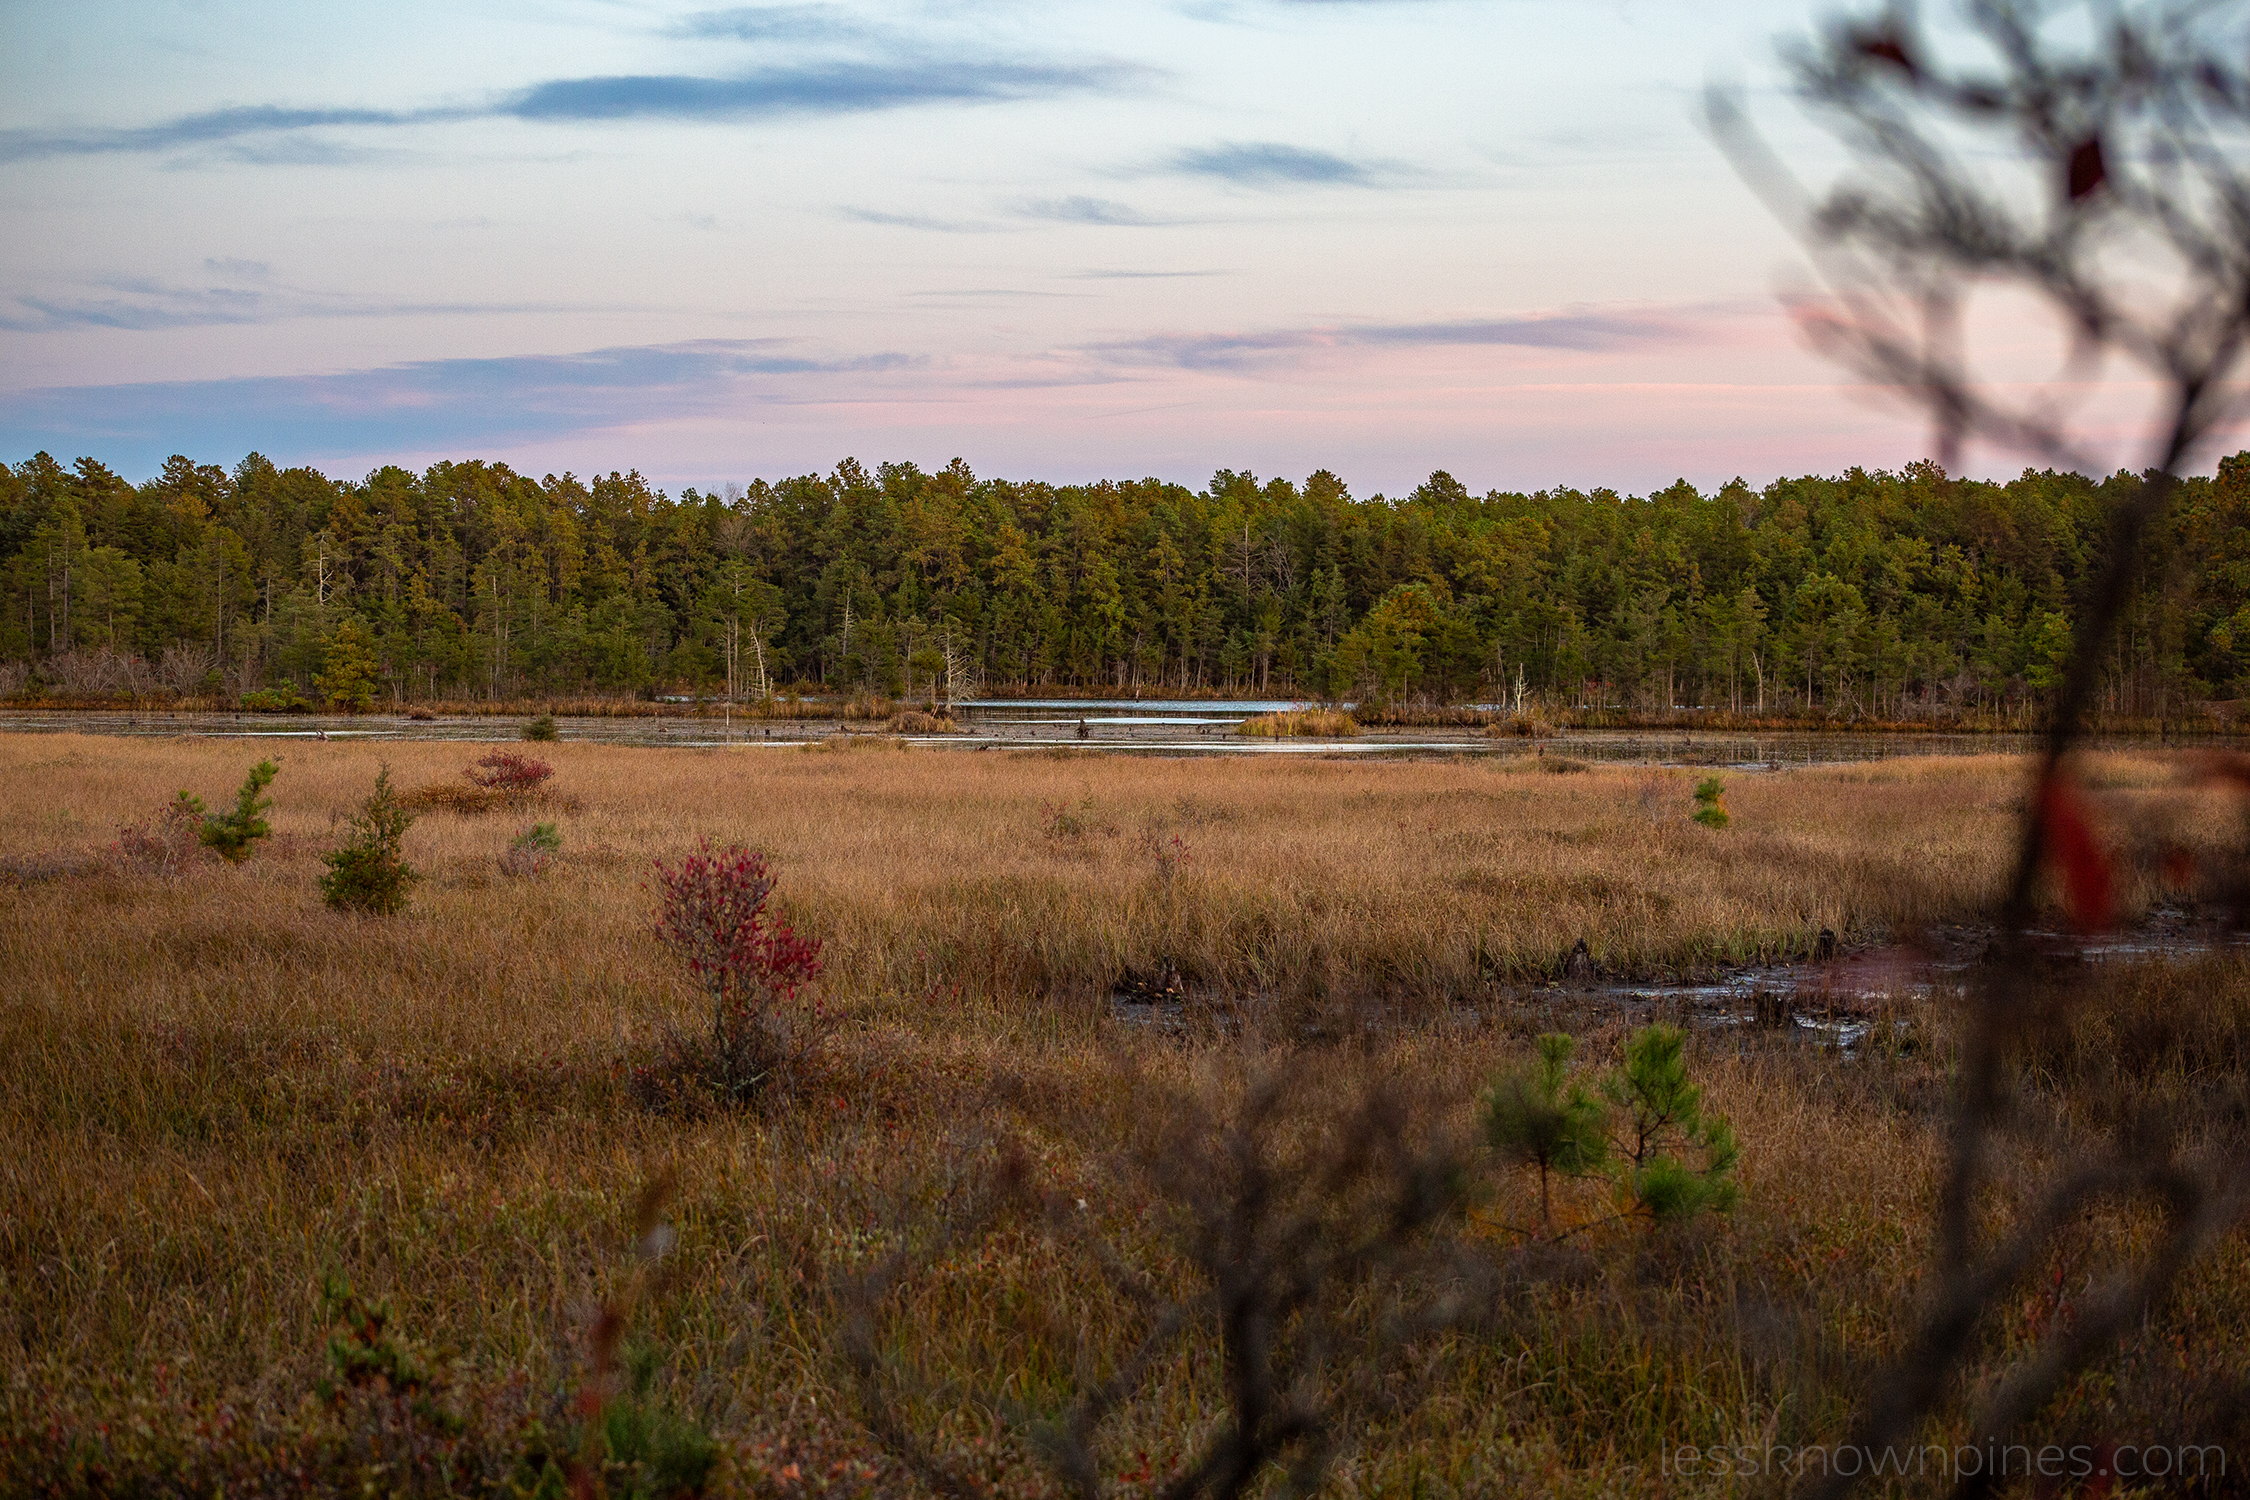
[320,766,420,914]
[1483,1024,1741,1233]
[1484,1033,1612,1230]
[1692,776,1729,829]
[1602,1023,1741,1224]
[177,758,280,864]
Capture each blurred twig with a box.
[1712,4,2250,1493]
[842,1064,1486,1500]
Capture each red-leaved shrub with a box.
[464,751,554,794]
[648,840,824,1106]
[113,795,210,877]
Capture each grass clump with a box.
[320,766,419,914]
[401,750,559,815]
[1236,707,1358,737]
[805,731,910,753]
[501,821,562,879]
[883,709,958,733]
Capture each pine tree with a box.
[314,616,380,711]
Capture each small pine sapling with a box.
[1602,1024,1741,1224]
[521,713,559,742]
[1484,1032,1612,1229]
[181,759,280,864]
[1692,776,1729,828]
[320,766,420,914]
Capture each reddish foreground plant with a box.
[464,750,553,794]
[651,840,824,1100]
[113,795,208,877]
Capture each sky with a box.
[0,0,2212,496]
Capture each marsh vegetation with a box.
[4,737,2249,1494]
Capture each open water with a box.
[0,701,2218,766]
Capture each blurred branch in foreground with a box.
[1714,3,2250,1493]
[843,1063,1488,1500]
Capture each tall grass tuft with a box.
[1235,707,1358,737]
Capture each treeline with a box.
[4,449,2249,717]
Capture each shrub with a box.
[500,822,562,879]
[239,685,309,713]
[522,713,559,742]
[466,750,554,794]
[649,840,823,1103]
[114,794,210,876]
[177,760,279,865]
[579,1344,721,1499]
[1039,797,1101,841]
[321,767,419,914]
[400,782,504,815]
[1692,776,1729,828]
[314,1272,457,1432]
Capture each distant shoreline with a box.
[3,694,2242,742]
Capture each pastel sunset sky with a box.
[0,0,2196,494]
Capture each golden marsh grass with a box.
[4,735,2246,1495]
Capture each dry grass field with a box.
[3,734,2247,1497]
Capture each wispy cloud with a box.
[1083,308,1694,370]
[669,5,864,42]
[0,339,921,463]
[1166,140,1389,187]
[0,272,596,333]
[0,60,1153,162]
[1070,268,1233,279]
[0,105,466,162]
[907,287,1096,300]
[502,61,1136,122]
[1019,195,1181,226]
[838,205,1006,233]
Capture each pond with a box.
[1118,917,2250,1047]
[0,702,2218,767]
